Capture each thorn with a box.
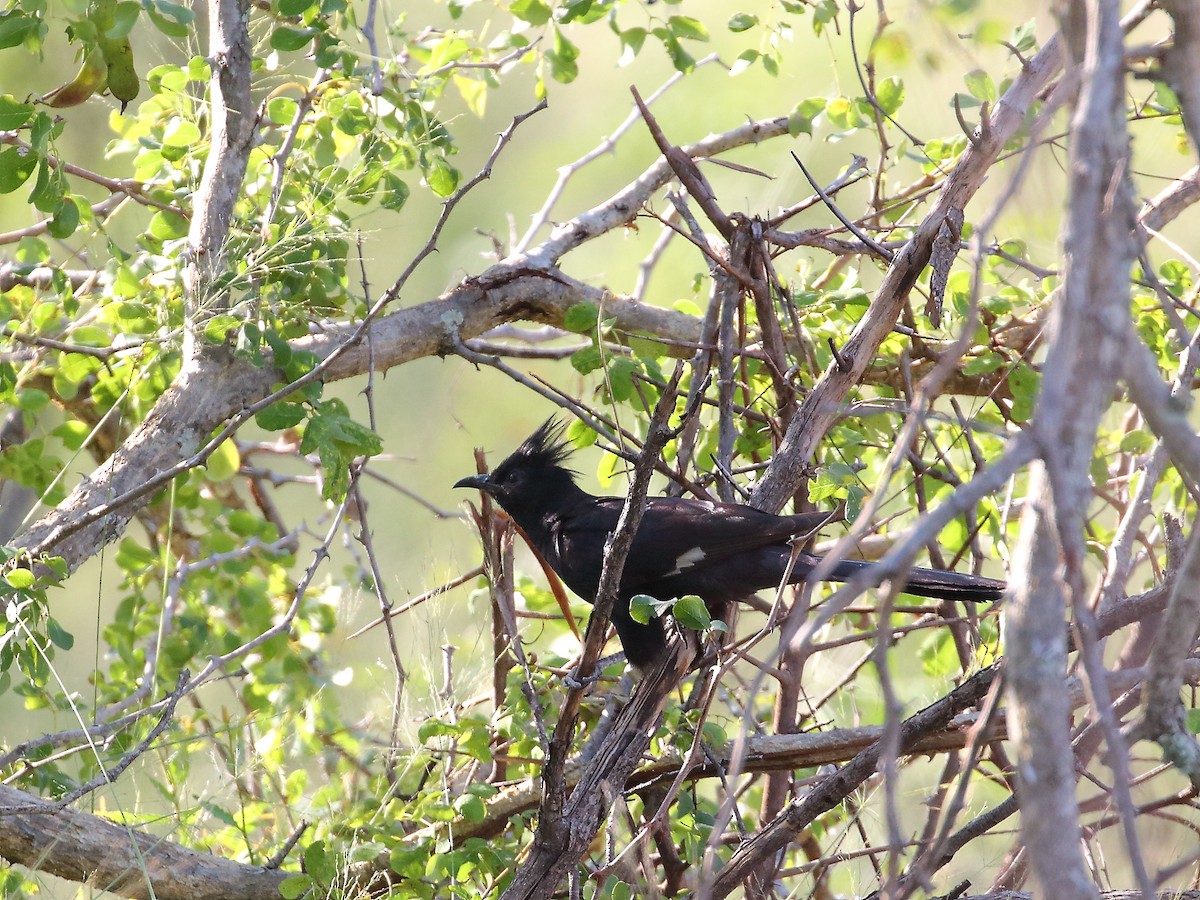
[827,337,851,373]
[953,94,983,148]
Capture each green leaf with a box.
[659,32,695,72]
[427,158,459,197]
[812,0,838,33]
[961,351,1002,376]
[510,0,551,26]
[824,96,857,130]
[335,102,372,136]
[419,718,455,742]
[0,11,38,50]
[963,68,996,103]
[459,722,493,761]
[569,345,602,375]
[876,77,904,115]
[203,314,240,344]
[46,198,81,240]
[562,302,600,333]
[788,97,826,136]
[349,842,386,864]
[303,841,337,885]
[0,147,38,194]
[186,57,207,82]
[606,357,637,402]
[454,74,487,117]
[0,96,33,131]
[148,209,189,240]
[672,594,711,630]
[28,112,59,157]
[278,0,316,15]
[47,618,74,650]
[278,875,314,900]
[162,118,201,147]
[4,569,33,590]
[300,402,384,500]
[566,418,597,448]
[151,0,194,28]
[1007,363,1040,423]
[702,721,728,747]
[256,403,306,431]
[145,2,190,36]
[729,49,758,77]
[270,26,317,52]
[28,159,60,213]
[728,12,758,32]
[617,27,646,65]
[668,15,709,41]
[107,2,141,39]
[18,388,49,415]
[264,329,293,367]
[1119,429,1154,454]
[628,594,657,625]
[547,28,579,83]
[454,793,486,822]
[204,439,240,482]
[266,96,298,125]
[54,420,91,451]
[1010,18,1038,53]
[44,556,68,581]
[380,172,410,211]
[301,407,384,458]
[558,0,593,25]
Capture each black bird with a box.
[455,420,1005,671]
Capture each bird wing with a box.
[566,496,833,591]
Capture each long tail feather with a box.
[802,555,1005,603]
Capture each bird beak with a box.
[454,473,495,494]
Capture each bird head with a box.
[453,418,582,523]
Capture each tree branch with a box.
[0,785,288,900]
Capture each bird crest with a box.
[494,418,575,480]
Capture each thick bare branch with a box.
[1004,1,1139,897]
[0,784,288,900]
[182,0,255,349]
[14,270,697,571]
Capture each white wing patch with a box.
[666,546,706,576]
